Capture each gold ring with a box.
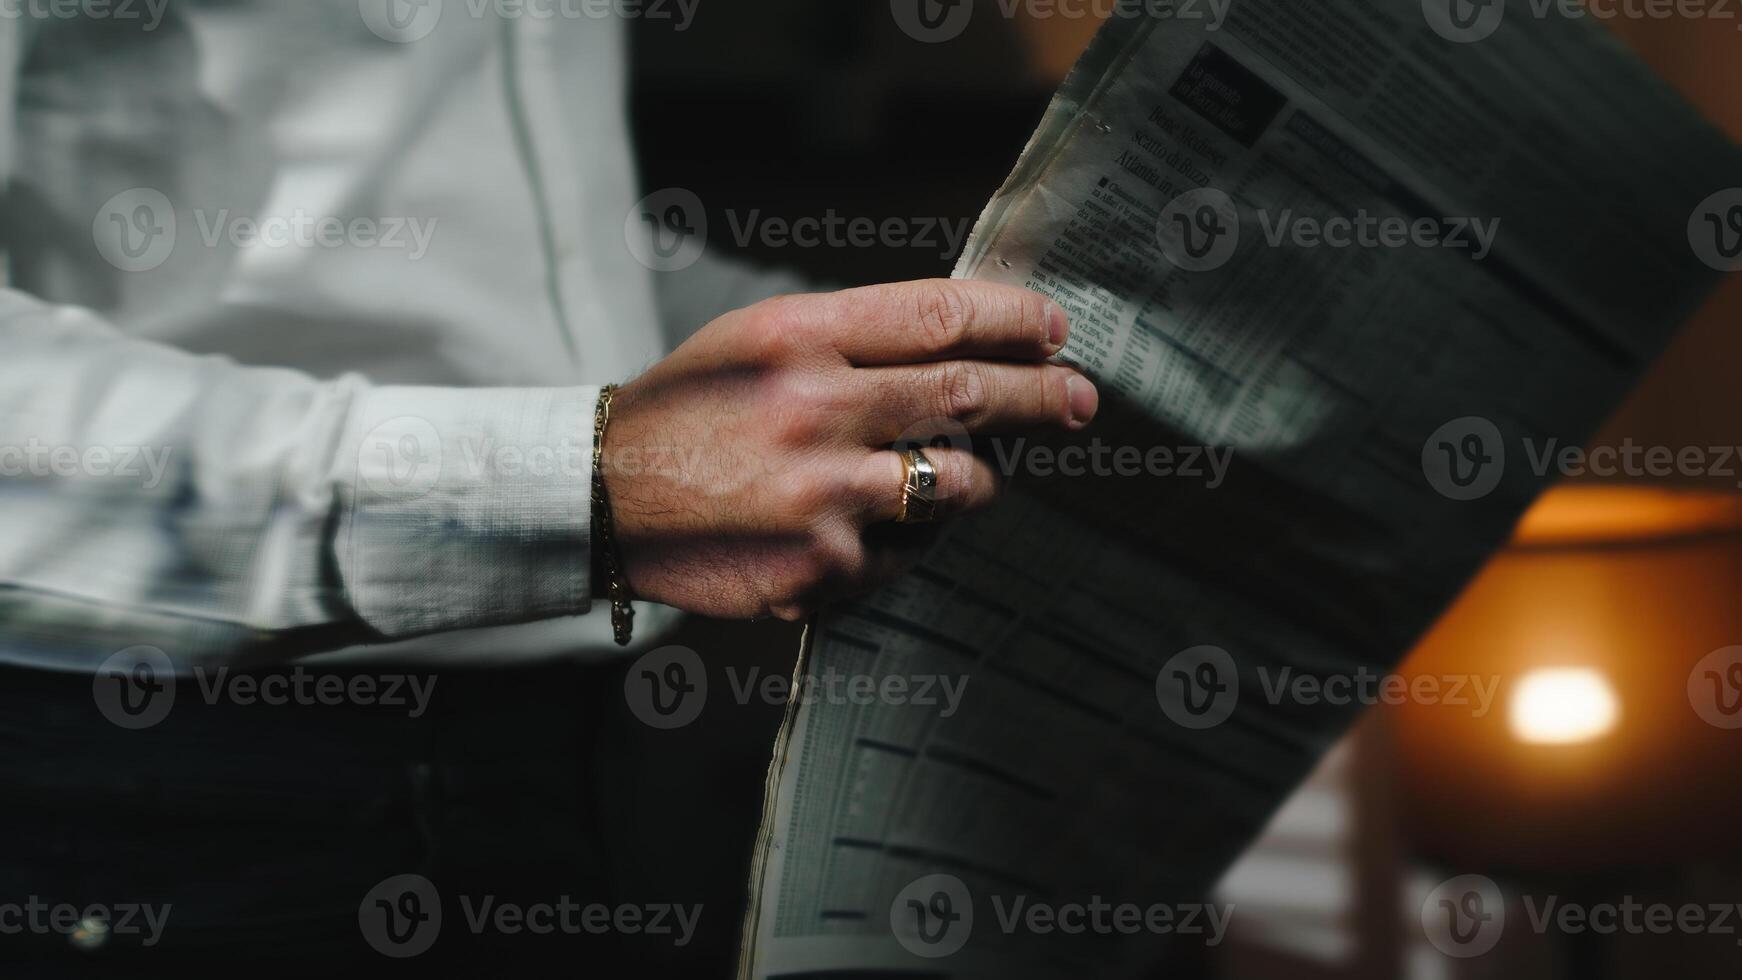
[897,448,940,524]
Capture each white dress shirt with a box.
[0,1,799,670]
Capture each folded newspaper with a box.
[738,2,1741,976]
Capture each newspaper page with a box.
[740,2,1741,977]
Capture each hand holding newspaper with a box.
[739,2,1742,976]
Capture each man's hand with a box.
[604,279,1098,621]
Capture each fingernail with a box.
[1046,303,1070,353]
[1067,375,1099,427]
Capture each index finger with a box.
[821,280,1069,366]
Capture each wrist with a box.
[590,384,635,645]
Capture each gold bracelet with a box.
[591,384,634,646]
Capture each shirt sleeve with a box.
[0,289,599,660]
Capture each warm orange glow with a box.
[1509,667,1620,745]
[1388,485,1742,869]
[1512,484,1742,547]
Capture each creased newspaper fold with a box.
[740,2,1741,976]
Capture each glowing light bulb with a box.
[1509,667,1620,745]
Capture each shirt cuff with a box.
[335,384,600,639]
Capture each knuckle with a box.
[1017,291,1052,347]
[915,280,974,355]
[773,470,833,525]
[746,295,815,361]
[769,603,812,623]
[937,452,995,513]
[763,374,832,443]
[810,527,864,580]
[934,361,987,423]
[771,406,825,448]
